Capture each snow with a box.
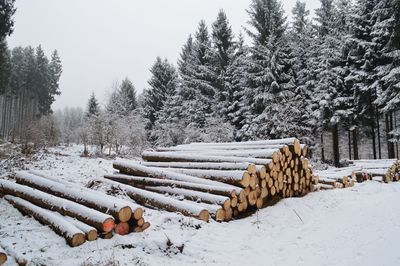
[1,145,400,265]
[141,161,255,171]
[152,167,247,182]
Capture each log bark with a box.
[104,174,242,198]
[140,161,257,175]
[62,215,98,241]
[147,167,250,187]
[103,179,210,222]
[0,179,115,232]
[141,151,273,166]
[14,171,133,222]
[144,186,231,211]
[4,195,86,247]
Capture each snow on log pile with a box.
[105,138,319,222]
[350,159,400,183]
[0,171,150,247]
[314,159,400,189]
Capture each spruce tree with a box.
[86,93,100,117]
[118,78,137,114]
[144,57,178,128]
[212,9,235,72]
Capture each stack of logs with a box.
[104,138,318,222]
[0,171,149,248]
[315,159,400,189]
[350,159,400,183]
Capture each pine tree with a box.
[48,50,62,100]
[178,20,218,127]
[144,57,178,128]
[0,0,16,41]
[212,9,235,72]
[86,93,100,117]
[118,78,137,115]
[292,1,310,34]
[35,45,52,115]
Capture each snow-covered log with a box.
[168,149,281,161]
[0,179,115,232]
[27,170,144,221]
[146,167,250,187]
[156,144,289,152]
[4,195,86,247]
[141,151,273,166]
[177,138,297,147]
[140,161,257,175]
[14,171,134,223]
[62,215,98,241]
[144,186,231,211]
[0,246,6,266]
[113,160,244,188]
[103,173,243,198]
[103,179,210,222]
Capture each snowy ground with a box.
[1,145,400,266]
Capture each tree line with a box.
[138,0,400,165]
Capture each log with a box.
[177,138,297,147]
[148,167,250,187]
[4,195,86,247]
[114,160,243,187]
[140,161,257,174]
[141,151,273,166]
[168,149,281,161]
[157,144,294,152]
[0,179,115,232]
[0,243,28,266]
[195,202,226,222]
[62,215,98,241]
[144,186,231,211]
[28,170,143,221]
[103,179,210,222]
[115,222,130,235]
[104,174,242,198]
[0,247,6,266]
[14,171,133,222]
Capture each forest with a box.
[0,0,399,166]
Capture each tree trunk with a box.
[0,179,115,232]
[386,113,395,158]
[352,127,359,160]
[4,195,86,247]
[104,179,210,222]
[14,171,135,222]
[376,111,382,159]
[348,130,352,160]
[332,124,340,167]
[321,133,325,162]
[104,173,243,198]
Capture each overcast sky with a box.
[8,0,320,110]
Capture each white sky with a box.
[8,0,320,110]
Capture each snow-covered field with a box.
[1,145,400,266]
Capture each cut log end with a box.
[248,191,257,206]
[247,164,257,175]
[294,139,301,156]
[133,207,143,220]
[137,218,145,227]
[223,199,231,211]
[0,253,7,265]
[198,210,210,222]
[256,197,264,209]
[70,233,86,247]
[231,197,238,208]
[215,209,226,222]
[141,222,151,231]
[115,222,130,236]
[118,206,132,223]
[86,229,98,241]
[241,172,251,187]
[102,218,116,233]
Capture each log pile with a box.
[314,159,400,189]
[0,171,150,247]
[350,159,400,183]
[105,138,318,222]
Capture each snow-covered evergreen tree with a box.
[143,57,178,128]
